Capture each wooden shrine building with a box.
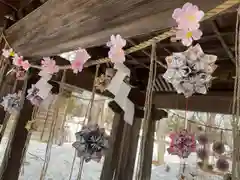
[0,0,238,179]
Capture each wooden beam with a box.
[153,92,235,114]
[211,21,235,64]
[54,62,235,114]
[6,0,225,57]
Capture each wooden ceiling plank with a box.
[211,20,235,64]
[5,0,225,57]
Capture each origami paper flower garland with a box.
[167,130,196,159]
[1,92,21,114]
[1,47,91,78]
[163,44,217,97]
[72,124,109,162]
[172,2,204,46]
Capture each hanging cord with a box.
[40,100,54,141]
[68,65,100,180]
[39,70,66,180]
[20,106,39,176]
[231,7,240,180]
[184,99,188,130]
[136,42,157,180]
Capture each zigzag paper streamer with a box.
[107,63,134,125]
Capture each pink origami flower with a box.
[2,48,14,58]
[13,54,23,67]
[107,34,126,48]
[107,35,126,63]
[108,47,126,63]
[172,2,204,30]
[41,57,59,74]
[175,29,202,46]
[71,48,91,74]
[21,60,30,70]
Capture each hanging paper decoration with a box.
[107,63,135,125]
[1,92,21,114]
[72,124,109,162]
[216,158,229,172]
[172,2,204,46]
[212,141,225,154]
[95,68,116,92]
[107,34,126,63]
[41,57,59,74]
[223,173,232,180]
[12,54,30,70]
[26,85,44,106]
[71,48,91,73]
[25,120,38,132]
[167,129,196,158]
[197,133,208,145]
[106,35,134,125]
[2,48,14,58]
[163,44,217,97]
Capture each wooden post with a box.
[141,108,168,180]
[100,111,124,180]
[101,101,167,180]
[0,73,35,180]
[125,117,142,180]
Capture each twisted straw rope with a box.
[84,0,240,68]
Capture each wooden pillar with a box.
[100,110,124,180]
[141,108,168,180]
[101,101,140,180]
[0,73,36,180]
[0,18,16,142]
[125,116,142,180]
[100,101,167,180]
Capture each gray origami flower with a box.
[1,93,21,114]
[72,124,109,162]
[26,85,43,106]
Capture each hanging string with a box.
[168,110,233,131]
[68,64,100,180]
[136,42,157,180]
[39,70,66,180]
[20,106,39,177]
[184,99,188,130]
[231,7,240,180]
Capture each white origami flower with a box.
[185,44,217,72]
[163,53,190,83]
[173,81,194,98]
